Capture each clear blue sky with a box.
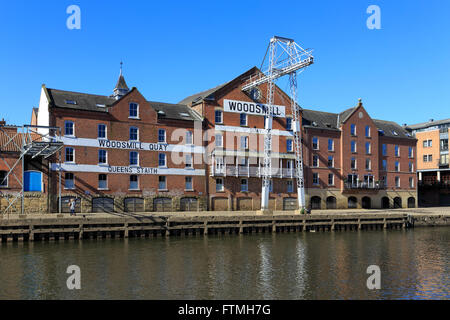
[0,0,449,126]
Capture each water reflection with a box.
[0,227,448,300]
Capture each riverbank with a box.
[0,207,448,242]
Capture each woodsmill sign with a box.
[223,99,286,118]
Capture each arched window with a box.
[310,196,321,209]
[348,196,357,209]
[326,196,337,209]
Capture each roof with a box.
[373,119,415,139]
[47,88,115,112]
[115,74,129,91]
[302,108,414,139]
[406,118,450,130]
[338,107,357,125]
[178,82,230,106]
[150,101,202,121]
[302,109,340,131]
[45,87,201,121]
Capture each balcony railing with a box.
[344,181,386,190]
[211,165,295,178]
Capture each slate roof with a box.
[150,101,202,122]
[301,108,414,139]
[45,87,201,121]
[46,88,115,113]
[178,82,230,106]
[302,109,339,131]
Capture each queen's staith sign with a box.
[223,99,286,118]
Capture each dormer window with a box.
[129,102,139,118]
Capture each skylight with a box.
[179,112,190,117]
[96,103,106,107]
[392,130,398,136]
[65,100,77,105]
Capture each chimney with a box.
[430,119,434,122]
[0,118,5,126]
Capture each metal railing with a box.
[344,181,386,190]
[211,165,295,178]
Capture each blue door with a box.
[24,171,43,192]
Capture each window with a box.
[382,144,387,156]
[64,121,74,136]
[186,131,193,145]
[441,139,449,151]
[409,161,413,172]
[428,154,433,162]
[240,136,249,150]
[427,140,432,147]
[98,124,106,139]
[185,177,193,190]
[408,146,413,158]
[287,139,293,152]
[240,113,247,126]
[312,173,319,185]
[395,161,400,172]
[158,153,166,167]
[395,145,399,157]
[351,140,357,153]
[365,125,371,137]
[312,155,319,167]
[129,127,139,141]
[395,176,400,188]
[98,149,107,164]
[382,159,387,171]
[350,124,356,136]
[158,129,166,143]
[65,147,74,162]
[409,177,414,188]
[216,178,224,191]
[312,137,319,150]
[327,156,334,168]
[215,110,223,124]
[129,151,139,166]
[365,142,371,154]
[351,157,357,169]
[64,172,74,189]
[129,175,138,190]
[328,139,334,151]
[328,173,334,186]
[98,174,107,189]
[269,180,273,192]
[129,102,139,118]
[215,134,223,147]
[365,158,371,170]
[287,180,294,193]
[0,171,8,187]
[185,154,192,168]
[240,157,248,166]
[423,140,427,148]
[286,118,292,130]
[158,176,166,190]
[241,179,248,192]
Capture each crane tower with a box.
[242,36,314,212]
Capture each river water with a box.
[0,227,448,300]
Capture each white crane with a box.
[242,36,313,212]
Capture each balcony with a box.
[344,181,386,190]
[211,165,295,178]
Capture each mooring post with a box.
[239,220,244,234]
[383,218,387,229]
[79,222,84,239]
[272,220,276,233]
[165,219,170,237]
[203,220,208,235]
[124,222,129,238]
[29,224,34,241]
[358,218,362,230]
[331,219,335,231]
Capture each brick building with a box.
[180,67,418,210]
[35,70,206,213]
[1,66,417,213]
[406,119,450,206]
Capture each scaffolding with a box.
[0,124,63,216]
